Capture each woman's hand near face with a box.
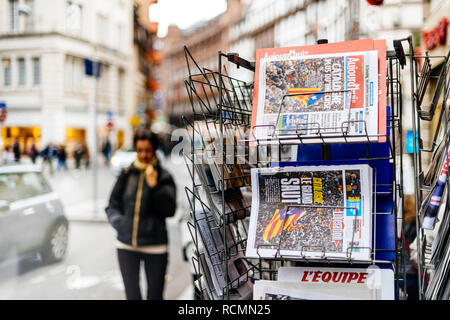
[145,164,158,188]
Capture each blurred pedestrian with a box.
[74,142,84,170]
[402,194,419,300]
[2,145,15,164]
[56,144,68,171]
[105,127,177,300]
[13,139,20,163]
[102,139,112,165]
[82,143,90,169]
[28,143,39,164]
[41,143,56,175]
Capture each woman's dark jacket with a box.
[105,160,176,247]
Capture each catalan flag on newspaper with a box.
[263,208,306,243]
[289,87,324,107]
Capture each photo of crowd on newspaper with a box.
[253,204,342,253]
[264,56,347,114]
[345,170,362,198]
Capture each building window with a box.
[17,58,25,86]
[3,59,12,86]
[24,0,35,31]
[32,57,40,85]
[65,55,84,91]
[66,1,82,36]
[116,24,124,51]
[96,13,109,45]
[9,0,19,32]
[98,63,110,105]
[118,68,125,116]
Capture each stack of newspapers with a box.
[188,126,254,299]
[194,153,251,225]
[193,209,253,300]
[422,139,450,299]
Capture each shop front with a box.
[117,129,124,150]
[65,127,87,157]
[1,126,41,155]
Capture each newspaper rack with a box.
[182,40,409,299]
[399,35,450,300]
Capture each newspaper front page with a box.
[253,50,378,144]
[253,267,394,300]
[245,165,373,261]
[250,39,387,144]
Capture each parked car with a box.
[0,165,69,264]
[110,149,137,176]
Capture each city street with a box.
[0,154,194,300]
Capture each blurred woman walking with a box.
[105,127,176,300]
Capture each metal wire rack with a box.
[397,36,450,300]
[182,40,409,299]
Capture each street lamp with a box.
[84,55,101,218]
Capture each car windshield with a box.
[0,172,51,202]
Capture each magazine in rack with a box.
[245,165,373,261]
[204,139,249,191]
[251,38,387,144]
[195,158,251,224]
[193,209,253,299]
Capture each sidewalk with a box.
[44,159,114,223]
[63,199,109,223]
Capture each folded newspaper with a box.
[421,144,449,230]
[193,209,253,299]
[245,165,373,261]
[194,159,251,225]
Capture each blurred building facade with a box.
[418,0,449,180]
[229,0,360,83]
[0,0,134,156]
[160,0,362,126]
[422,0,449,59]
[359,0,424,48]
[160,0,243,127]
[132,0,162,132]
